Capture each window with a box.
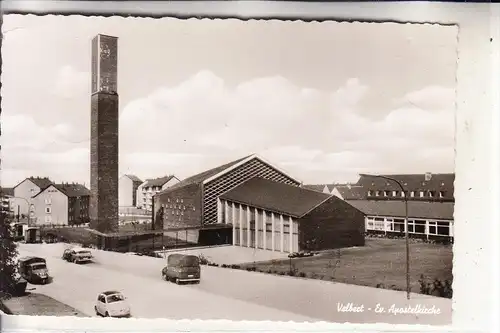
[167,198,170,202]
[392,191,397,197]
[401,191,406,197]
[384,191,390,197]
[181,199,184,203]
[45,207,51,214]
[193,207,196,211]
[428,221,437,235]
[393,218,405,232]
[176,199,179,203]
[367,190,373,196]
[429,191,435,198]
[437,221,451,236]
[419,191,424,198]
[181,211,184,216]
[410,191,415,197]
[439,191,445,198]
[44,198,52,205]
[375,191,380,197]
[44,215,52,223]
[414,219,426,233]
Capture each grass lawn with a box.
[240,238,453,294]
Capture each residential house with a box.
[31,183,91,226]
[137,175,180,212]
[119,174,143,208]
[12,177,53,216]
[356,173,455,202]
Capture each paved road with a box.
[18,243,451,324]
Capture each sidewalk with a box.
[1,292,88,317]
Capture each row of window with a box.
[367,190,447,198]
[161,204,194,211]
[165,198,184,204]
[366,217,452,236]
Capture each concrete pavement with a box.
[17,243,451,324]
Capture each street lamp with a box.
[359,173,410,300]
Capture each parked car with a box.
[162,253,201,284]
[18,256,49,284]
[62,247,93,264]
[94,291,131,318]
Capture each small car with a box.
[162,254,201,284]
[94,291,131,318]
[62,247,93,264]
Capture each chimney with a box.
[425,172,432,181]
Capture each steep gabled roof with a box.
[333,185,366,200]
[143,175,176,188]
[346,200,454,220]
[13,177,53,191]
[33,183,91,198]
[125,174,142,183]
[356,173,455,194]
[220,177,331,218]
[158,155,252,194]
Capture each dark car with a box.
[162,254,200,284]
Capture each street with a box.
[18,243,451,324]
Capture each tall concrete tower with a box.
[89,34,119,233]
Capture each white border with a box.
[0,1,498,333]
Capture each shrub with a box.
[221,264,228,268]
[278,271,285,276]
[0,212,20,294]
[376,283,385,289]
[418,274,453,298]
[298,272,306,278]
[198,254,210,265]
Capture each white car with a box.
[94,291,131,318]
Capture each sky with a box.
[1,15,458,187]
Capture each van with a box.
[162,254,200,284]
[18,256,50,284]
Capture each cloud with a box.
[117,71,455,183]
[51,65,89,99]
[2,71,455,186]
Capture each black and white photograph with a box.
[0,13,458,326]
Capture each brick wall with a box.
[298,196,365,251]
[90,92,119,232]
[153,183,203,229]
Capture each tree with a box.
[0,211,19,293]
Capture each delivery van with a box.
[162,254,200,284]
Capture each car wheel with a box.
[175,278,180,285]
[105,311,109,317]
[94,306,99,316]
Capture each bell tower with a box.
[89,34,119,233]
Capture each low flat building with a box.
[347,199,454,239]
[219,177,366,253]
[31,183,91,226]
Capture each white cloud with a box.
[2,71,455,186]
[51,65,89,99]
[117,71,455,183]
